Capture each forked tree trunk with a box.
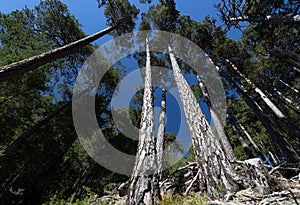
[196,75,236,161]
[224,74,300,163]
[127,37,160,205]
[0,26,116,81]
[156,87,166,180]
[168,45,240,196]
[226,59,300,140]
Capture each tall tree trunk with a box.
[156,87,166,180]
[226,59,300,140]
[278,79,299,93]
[231,122,253,158]
[270,47,300,71]
[127,37,160,205]
[2,101,71,157]
[196,74,236,161]
[273,89,300,111]
[223,73,300,163]
[0,26,116,81]
[238,123,261,154]
[168,45,239,196]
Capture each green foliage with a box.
[160,193,208,205]
[146,0,179,32]
[98,0,140,36]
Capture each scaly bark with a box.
[196,74,236,161]
[156,87,166,180]
[127,37,160,205]
[168,45,239,197]
[0,26,116,81]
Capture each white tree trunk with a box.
[168,45,239,196]
[156,87,166,180]
[239,123,261,153]
[278,79,299,93]
[231,123,253,158]
[224,73,300,163]
[0,26,116,81]
[226,59,300,139]
[128,37,160,205]
[196,75,236,161]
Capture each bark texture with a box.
[196,75,236,161]
[168,45,239,197]
[127,38,160,205]
[156,87,166,180]
[0,26,115,81]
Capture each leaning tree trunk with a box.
[238,123,261,154]
[127,37,160,205]
[168,45,241,197]
[156,87,166,180]
[2,101,71,157]
[230,122,254,159]
[0,26,116,81]
[226,59,300,140]
[223,73,300,163]
[278,79,299,93]
[196,74,236,161]
[269,47,300,71]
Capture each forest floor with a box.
[91,177,300,205]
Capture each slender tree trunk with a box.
[196,75,236,161]
[274,90,300,111]
[168,45,239,197]
[127,37,160,205]
[2,101,71,157]
[228,14,300,24]
[226,59,300,140]
[223,74,300,163]
[0,26,116,81]
[156,87,166,180]
[278,79,299,93]
[238,123,261,154]
[231,123,253,158]
[270,47,300,70]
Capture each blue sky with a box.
[0,0,242,41]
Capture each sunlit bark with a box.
[128,37,160,205]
